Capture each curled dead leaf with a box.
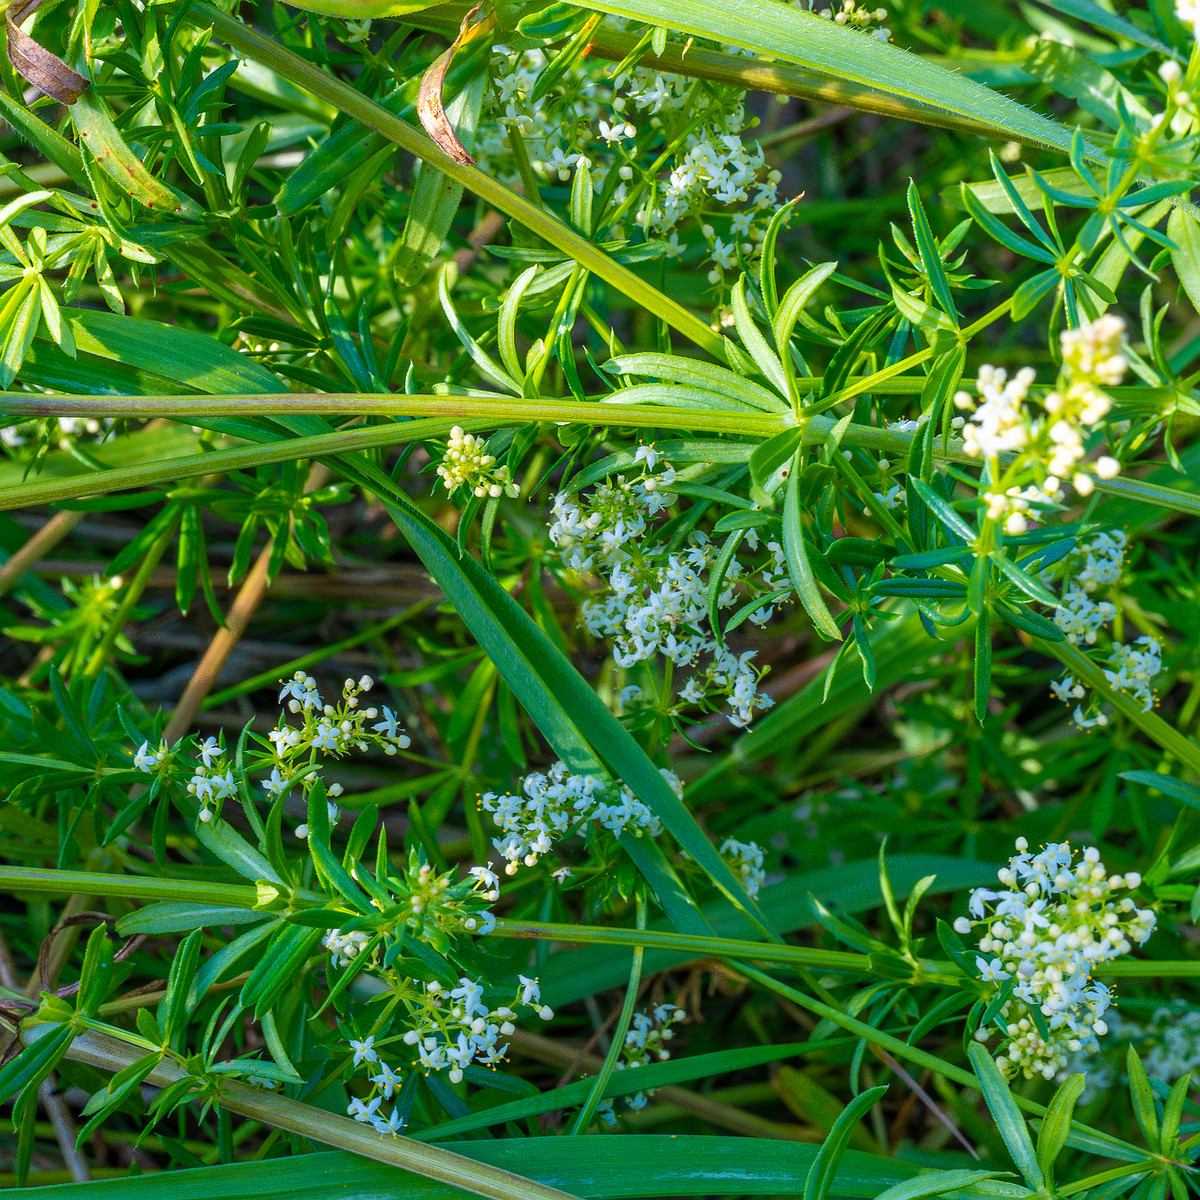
[417,4,492,167]
[6,0,89,105]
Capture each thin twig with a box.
[164,465,331,742]
[869,1045,980,1160]
[759,105,856,149]
[0,508,84,598]
[38,1081,90,1182]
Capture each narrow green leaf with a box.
[604,383,769,413]
[783,451,842,641]
[395,71,485,285]
[875,1170,1013,1200]
[733,275,788,396]
[72,92,181,212]
[158,928,203,1048]
[990,551,1058,605]
[76,925,116,1015]
[1168,208,1200,321]
[908,478,976,543]
[907,182,958,326]
[497,265,541,383]
[118,902,264,936]
[605,351,787,413]
[1126,1045,1160,1146]
[1036,1073,1085,1183]
[1024,41,1152,133]
[573,0,1082,151]
[968,1042,1044,1192]
[0,1024,73,1105]
[5,1135,934,1200]
[195,817,285,886]
[974,608,992,722]
[1026,0,1177,57]
[773,260,839,370]
[1119,771,1200,810]
[804,1085,888,1200]
[438,272,522,395]
[961,188,1057,264]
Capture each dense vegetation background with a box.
[0,0,1198,1198]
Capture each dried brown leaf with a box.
[6,0,88,105]
[417,4,489,167]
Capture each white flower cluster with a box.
[953,317,1126,534]
[1104,637,1164,712]
[1044,315,1125,493]
[548,450,780,728]
[137,675,415,832]
[404,975,553,1077]
[323,928,370,969]
[1062,1001,1200,1094]
[477,41,783,292]
[1177,0,1200,36]
[634,110,782,282]
[1047,532,1163,727]
[807,0,892,40]
[720,838,766,898]
[268,673,410,837]
[342,975,554,1134]
[1052,532,1126,647]
[436,427,518,500]
[955,838,1156,1080]
[597,1004,686,1124]
[957,365,1036,460]
[479,760,680,874]
[133,735,237,824]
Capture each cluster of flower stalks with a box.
[959,839,1156,1080]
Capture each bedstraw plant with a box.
[0,1,1199,1199]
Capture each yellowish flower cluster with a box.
[436,427,519,500]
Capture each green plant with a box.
[0,1,1199,1198]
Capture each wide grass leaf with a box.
[13,1135,936,1199]
[573,0,1078,151]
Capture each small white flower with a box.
[133,741,164,772]
[347,1096,381,1122]
[370,1063,403,1099]
[350,1036,378,1067]
[197,736,223,768]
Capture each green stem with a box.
[0,398,1193,519]
[83,510,180,680]
[490,917,870,972]
[0,405,791,512]
[1042,640,1200,779]
[0,382,1189,413]
[0,393,788,425]
[192,2,726,359]
[0,866,262,907]
[44,1028,583,1200]
[569,890,646,1134]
